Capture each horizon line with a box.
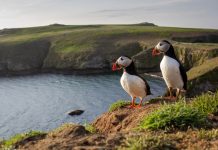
[1,23,218,30]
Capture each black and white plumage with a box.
[112,56,151,108]
[152,40,187,98]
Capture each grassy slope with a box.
[2,91,218,150]
[188,57,218,80]
[0,25,218,43]
[0,24,218,71]
[0,25,217,49]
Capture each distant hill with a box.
[137,22,157,26]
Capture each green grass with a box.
[0,24,216,44]
[109,100,131,112]
[1,131,46,149]
[139,100,207,130]
[192,91,218,115]
[139,91,218,130]
[84,123,97,134]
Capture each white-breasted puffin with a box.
[112,56,151,108]
[152,40,187,98]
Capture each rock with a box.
[68,110,84,116]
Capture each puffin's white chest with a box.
[160,56,183,89]
[120,72,146,99]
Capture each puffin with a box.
[152,40,187,98]
[112,56,151,108]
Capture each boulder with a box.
[68,110,84,116]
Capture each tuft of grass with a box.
[198,129,218,140]
[109,100,131,112]
[1,131,46,149]
[120,133,175,150]
[139,100,207,130]
[192,91,218,115]
[84,123,97,134]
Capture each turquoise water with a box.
[0,74,165,138]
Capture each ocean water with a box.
[0,73,165,138]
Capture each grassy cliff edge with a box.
[1,91,218,150]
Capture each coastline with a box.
[0,68,161,77]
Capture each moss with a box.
[109,100,131,112]
[84,123,97,134]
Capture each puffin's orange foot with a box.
[128,105,136,108]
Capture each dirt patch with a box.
[15,124,127,150]
[92,100,164,134]
[16,126,218,150]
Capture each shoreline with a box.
[0,68,161,77]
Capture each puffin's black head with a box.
[152,40,178,60]
[112,56,137,75]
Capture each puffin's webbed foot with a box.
[136,99,143,108]
[128,104,136,108]
[135,105,142,108]
[128,97,136,108]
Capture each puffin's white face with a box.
[152,41,171,56]
[116,56,132,68]
[112,56,132,71]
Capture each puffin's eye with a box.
[120,57,123,61]
[159,43,163,46]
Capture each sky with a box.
[0,0,218,29]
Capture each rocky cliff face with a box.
[0,40,50,74]
[1,39,216,75]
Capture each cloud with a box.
[0,0,217,29]
[88,0,194,20]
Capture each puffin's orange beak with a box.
[152,48,161,56]
[112,62,122,71]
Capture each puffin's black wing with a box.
[124,60,151,95]
[179,64,187,90]
[138,75,151,95]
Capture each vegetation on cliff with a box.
[0,24,217,73]
[139,100,207,130]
